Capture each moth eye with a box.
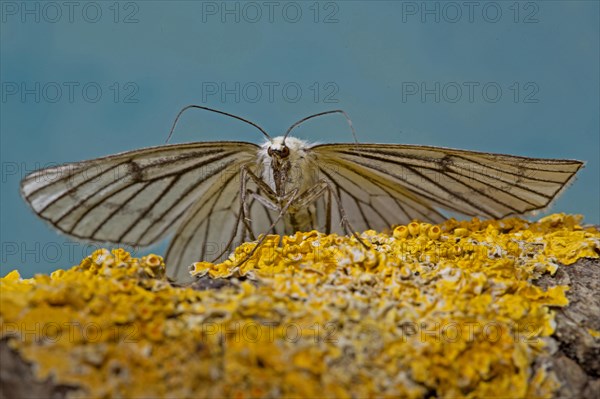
[281,146,290,157]
[267,147,273,156]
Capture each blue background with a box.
[1,1,598,277]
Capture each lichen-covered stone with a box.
[1,214,599,398]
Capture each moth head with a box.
[266,136,294,161]
[267,145,290,159]
[263,137,308,173]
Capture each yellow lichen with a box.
[1,214,599,398]
[588,328,600,339]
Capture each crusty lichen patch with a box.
[1,214,599,398]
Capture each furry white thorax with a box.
[258,136,316,199]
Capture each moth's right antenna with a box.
[283,110,358,144]
[166,105,272,143]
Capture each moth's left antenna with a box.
[283,109,358,144]
[166,105,271,143]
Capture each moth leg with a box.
[239,166,280,238]
[211,167,282,263]
[292,181,331,233]
[289,180,369,248]
[247,190,280,211]
[209,167,256,262]
[215,166,271,261]
[243,167,278,198]
[234,188,299,266]
[310,179,369,249]
[209,171,279,263]
[325,188,332,234]
[292,182,328,206]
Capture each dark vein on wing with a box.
[140,158,241,245]
[118,175,182,242]
[170,171,239,277]
[90,182,153,239]
[336,151,527,217]
[328,156,467,218]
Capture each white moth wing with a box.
[311,148,445,232]
[311,143,584,224]
[20,142,259,249]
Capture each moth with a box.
[21,106,584,281]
